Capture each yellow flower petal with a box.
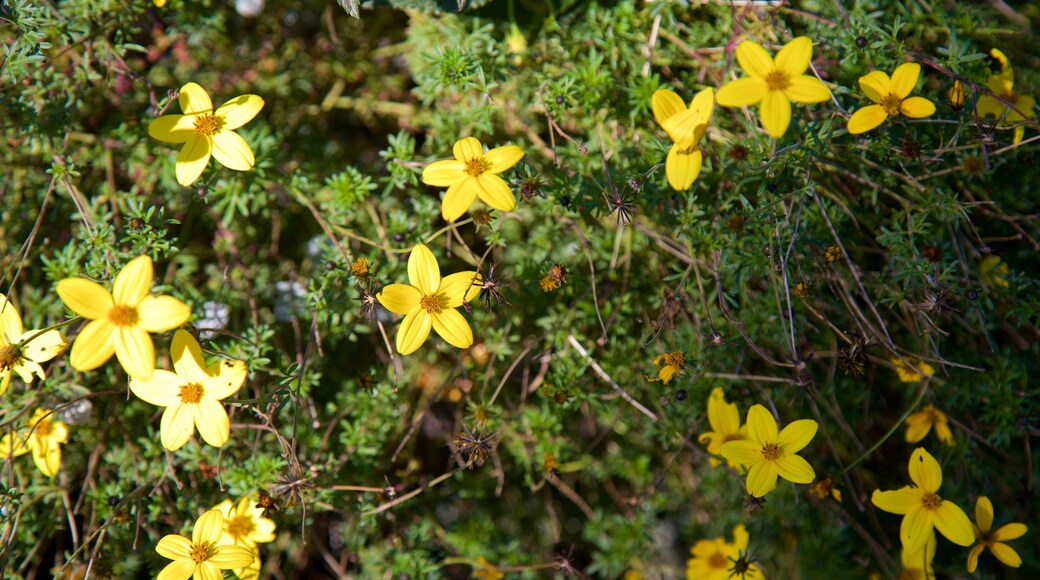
[113,255,153,306]
[210,131,256,171]
[707,388,740,435]
[396,309,432,355]
[745,459,779,497]
[976,95,1004,119]
[872,487,922,515]
[847,105,888,135]
[759,89,792,138]
[203,359,247,400]
[453,136,483,161]
[422,160,466,187]
[19,329,66,366]
[0,371,9,396]
[69,319,116,372]
[777,419,817,453]
[908,447,941,492]
[746,405,778,442]
[441,178,479,222]
[215,94,264,130]
[774,36,813,76]
[30,437,61,476]
[719,439,762,465]
[933,501,974,546]
[904,416,931,443]
[431,308,474,349]
[0,295,21,338]
[179,82,214,115]
[157,560,195,580]
[138,295,191,332]
[160,404,194,450]
[974,496,994,531]
[665,144,702,190]
[715,77,768,107]
[890,63,922,100]
[194,509,226,544]
[195,562,224,580]
[475,174,516,211]
[967,543,984,573]
[858,71,891,104]
[377,284,422,314]
[899,96,936,119]
[775,453,815,484]
[993,522,1028,542]
[407,244,440,295]
[115,326,155,380]
[901,505,934,553]
[0,432,29,457]
[651,89,686,127]
[195,398,230,447]
[784,75,831,104]
[172,329,211,384]
[440,271,481,308]
[990,542,1023,567]
[175,136,212,187]
[484,144,524,173]
[148,114,196,144]
[156,534,194,559]
[231,547,261,580]
[735,40,774,80]
[130,370,183,407]
[690,87,714,118]
[57,278,114,319]
[209,544,256,569]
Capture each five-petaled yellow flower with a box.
[967,496,1028,572]
[977,49,1035,145]
[0,408,68,477]
[847,63,936,134]
[0,294,66,396]
[422,137,525,223]
[871,447,974,553]
[376,244,481,355]
[129,329,246,451]
[647,351,686,384]
[686,524,762,580]
[148,82,265,187]
[892,357,934,383]
[720,404,817,497]
[904,404,953,446]
[651,88,714,190]
[57,255,191,381]
[156,509,254,580]
[698,387,747,469]
[716,37,831,138]
[212,495,277,580]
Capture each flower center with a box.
[0,344,23,370]
[464,156,492,177]
[34,418,53,438]
[761,443,781,461]
[108,305,139,327]
[226,515,255,540]
[193,114,221,136]
[179,382,204,404]
[189,541,211,563]
[419,293,441,314]
[880,93,903,116]
[921,492,943,510]
[765,70,790,91]
[708,552,728,570]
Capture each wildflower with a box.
[0,408,68,477]
[540,275,559,292]
[900,531,936,580]
[473,556,504,580]
[350,257,370,278]
[976,49,1035,144]
[156,509,254,580]
[686,524,762,580]
[720,404,818,497]
[824,246,841,263]
[792,281,810,298]
[950,80,966,111]
[871,447,974,553]
[651,88,714,190]
[471,209,493,226]
[847,63,936,134]
[892,357,934,383]
[129,329,247,450]
[421,137,525,222]
[376,244,481,354]
[979,255,1009,288]
[810,477,843,502]
[646,351,686,384]
[543,452,558,473]
[148,82,264,187]
[213,495,277,580]
[0,294,66,396]
[56,255,191,380]
[715,36,831,138]
[698,387,748,469]
[967,496,1027,572]
[904,404,954,446]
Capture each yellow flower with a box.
[376,244,481,355]
[977,49,1035,145]
[891,357,934,383]
[949,80,966,111]
[129,330,246,450]
[212,495,277,580]
[686,524,762,580]
[156,509,254,580]
[697,387,748,469]
[715,36,831,138]
[904,404,953,446]
[421,137,525,223]
[646,351,685,384]
[847,63,936,134]
[0,408,68,477]
[473,556,504,580]
[0,294,66,396]
[979,254,1009,288]
[967,496,1028,572]
[720,404,817,497]
[148,82,265,187]
[651,88,714,190]
[809,477,843,503]
[57,255,191,380]
[871,447,974,553]
[900,530,935,580]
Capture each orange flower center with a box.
[0,344,22,370]
[761,443,781,461]
[765,70,790,91]
[193,114,221,136]
[34,418,53,438]
[880,94,903,116]
[708,552,728,569]
[179,382,204,404]
[419,293,441,314]
[464,156,492,177]
[226,514,255,540]
[189,541,211,563]
[921,492,943,510]
[108,305,139,326]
